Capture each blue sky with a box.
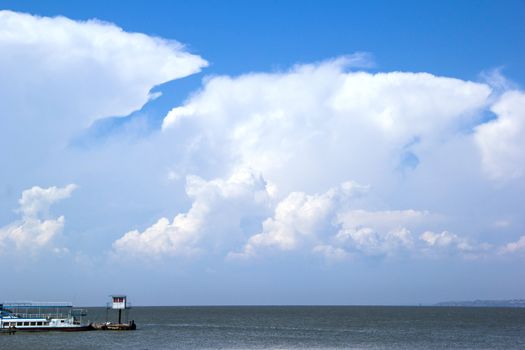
[0,1,524,306]
[5,0,524,98]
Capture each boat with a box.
[91,320,136,331]
[0,302,92,332]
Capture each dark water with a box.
[1,306,524,349]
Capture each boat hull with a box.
[12,325,93,332]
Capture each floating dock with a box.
[91,320,136,331]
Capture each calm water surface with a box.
[1,306,524,349]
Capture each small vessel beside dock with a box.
[91,320,136,331]
[91,295,136,331]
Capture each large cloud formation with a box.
[0,10,207,218]
[1,11,524,270]
[113,57,525,262]
[161,58,492,193]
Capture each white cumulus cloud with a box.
[419,230,491,257]
[0,10,207,127]
[499,235,525,254]
[475,90,525,181]
[161,57,491,195]
[229,181,450,260]
[335,226,414,256]
[229,181,367,259]
[18,184,78,218]
[112,169,274,259]
[0,10,208,206]
[0,184,76,253]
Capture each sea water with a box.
[1,306,524,349]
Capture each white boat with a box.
[0,302,92,332]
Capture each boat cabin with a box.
[110,295,127,310]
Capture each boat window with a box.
[37,321,43,326]
[24,322,29,326]
[61,320,65,323]
[31,322,36,326]
[3,322,10,327]
[17,322,22,326]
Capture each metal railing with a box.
[3,302,73,308]
[2,309,86,319]
[6,313,71,319]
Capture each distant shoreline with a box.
[434,299,525,308]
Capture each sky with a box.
[0,0,524,306]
